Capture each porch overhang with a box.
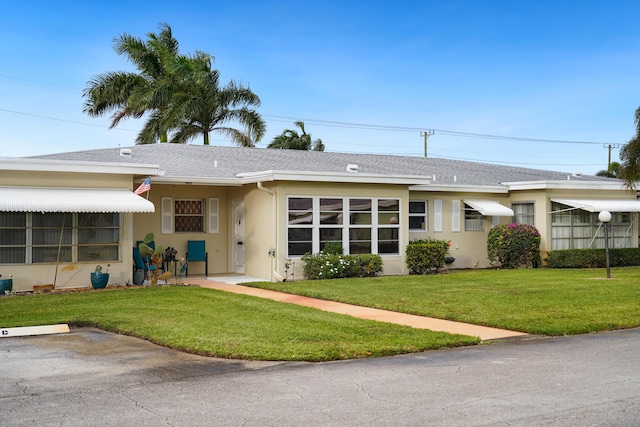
[0,187,155,213]
[464,199,514,216]
[551,198,640,213]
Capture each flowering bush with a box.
[302,251,383,280]
[487,223,541,268]
[405,238,450,274]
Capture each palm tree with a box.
[83,23,264,146]
[83,23,186,143]
[153,58,265,146]
[595,161,620,178]
[619,106,640,189]
[268,121,325,151]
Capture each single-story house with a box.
[1,144,638,292]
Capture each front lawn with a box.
[248,267,640,335]
[0,286,477,361]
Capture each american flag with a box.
[134,178,151,195]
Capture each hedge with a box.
[545,248,640,268]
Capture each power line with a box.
[263,114,617,145]
[0,106,623,150]
[0,107,137,131]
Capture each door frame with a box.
[231,198,245,273]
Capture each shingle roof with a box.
[32,144,615,187]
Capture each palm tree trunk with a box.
[204,131,210,145]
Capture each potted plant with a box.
[91,264,110,289]
[0,274,12,295]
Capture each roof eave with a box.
[149,176,243,186]
[505,180,628,191]
[409,184,509,193]
[237,170,432,185]
[0,157,160,176]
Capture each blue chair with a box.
[186,240,208,277]
[133,246,156,283]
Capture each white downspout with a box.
[257,182,282,281]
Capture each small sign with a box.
[0,324,70,338]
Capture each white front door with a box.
[232,199,245,273]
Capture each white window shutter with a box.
[208,198,219,233]
[161,197,173,234]
[452,200,461,232]
[434,199,443,232]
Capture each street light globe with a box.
[598,210,612,223]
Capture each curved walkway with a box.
[189,278,527,341]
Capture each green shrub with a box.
[546,248,640,268]
[354,254,384,277]
[405,238,449,274]
[321,241,343,255]
[487,223,541,268]
[302,252,383,280]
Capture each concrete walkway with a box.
[189,278,527,341]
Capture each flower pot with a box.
[90,273,109,289]
[0,278,12,295]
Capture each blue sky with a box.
[2,1,640,174]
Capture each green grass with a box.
[0,286,478,361]
[249,267,640,335]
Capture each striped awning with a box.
[0,187,155,213]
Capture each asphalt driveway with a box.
[1,327,639,426]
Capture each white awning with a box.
[551,198,640,213]
[464,199,514,216]
[0,187,155,213]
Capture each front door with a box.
[232,199,245,273]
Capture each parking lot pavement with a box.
[1,327,639,426]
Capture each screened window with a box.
[512,202,535,225]
[378,199,400,254]
[0,212,120,264]
[551,202,632,250]
[286,196,400,257]
[288,197,313,256]
[409,201,427,230]
[464,203,485,231]
[349,198,372,254]
[77,213,120,262]
[174,199,204,233]
[319,198,343,251]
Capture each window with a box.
[162,197,219,234]
[174,199,205,233]
[286,196,400,257]
[464,203,484,231]
[513,202,535,225]
[409,201,426,230]
[551,202,632,250]
[288,197,313,256]
[349,198,372,254]
[378,199,400,254]
[77,213,120,262]
[319,198,343,251]
[0,212,26,263]
[0,212,120,264]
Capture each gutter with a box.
[256,181,282,282]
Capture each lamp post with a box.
[598,210,612,279]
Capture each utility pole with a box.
[604,143,620,172]
[421,130,434,157]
